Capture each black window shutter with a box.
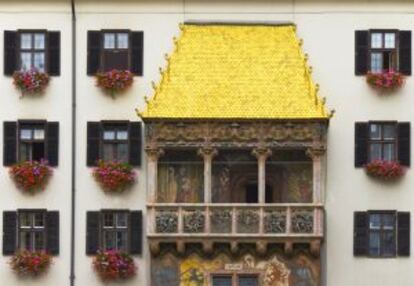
[354,211,368,256]
[3,121,17,166]
[87,31,101,75]
[398,122,410,167]
[399,31,412,75]
[355,30,369,75]
[129,211,142,255]
[87,122,101,166]
[86,211,100,255]
[3,211,17,255]
[46,211,59,255]
[46,122,59,167]
[129,122,142,166]
[47,31,61,76]
[398,212,410,256]
[130,31,144,76]
[355,122,369,167]
[4,31,17,76]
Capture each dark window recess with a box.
[85,210,142,255]
[212,275,259,286]
[354,211,410,257]
[2,210,59,255]
[354,122,410,167]
[87,30,143,75]
[86,121,141,167]
[3,30,60,75]
[355,30,411,75]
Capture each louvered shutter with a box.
[46,211,59,255]
[398,122,410,166]
[398,212,410,256]
[3,121,17,166]
[3,211,17,255]
[129,122,142,166]
[355,122,369,167]
[87,31,101,75]
[4,31,17,75]
[399,31,412,75]
[355,30,369,75]
[86,211,100,255]
[46,122,59,167]
[354,212,368,256]
[87,122,101,166]
[130,31,144,75]
[47,31,60,76]
[129,211,142,255]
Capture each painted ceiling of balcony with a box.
[139,23,329,120]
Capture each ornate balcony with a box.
[147,203,324,256]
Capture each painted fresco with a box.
[151,251,319,286]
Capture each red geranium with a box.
[13,69,50,96]
[9,251,52,276]
[365,160,405,179]
[95,69,134,97]
[93,250,136,280]
[92,160,136,192]
[9,160,52,193]
[366,69,404,90]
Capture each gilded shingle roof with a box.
[139,23,330,120]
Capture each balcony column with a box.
[145,147,164,203]
[306,147,326,204]
[252,147,272,204]
[198,147,218,203]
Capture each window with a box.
[369,31,398,73]
[368,122,397,162]
[354,211,410,257]
[18,123,46,162]
[212,274,259,286]
[86,210,142,255]
[19,32,46,72]
[86,121,141,166]
[87,30,143,75]
[18,211,46,251]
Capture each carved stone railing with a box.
[147,203,324,256]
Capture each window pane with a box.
[33,213,44,227]
[116,231,128,251]
[34,52,45,72]
[20,129,32,140]
[212,276,232,286]
[104,33,116,49]
[34,33,45,49]
[383,214,395,230]
[382,231,396,256]
[19,143,30,162]
[33,129,45,140]
[369,124,381,140]
[371,33,383,48]
[369,143,382,161]
[117,130,128,140]
[20,232,32,251]
[384,33,395,49]
[383,144,395,161]
[369,214,381,229]
[20,213,32,227]
[117,144,129,163]
[103,130,116,140]
[383,125,396,139]
[371,53,383,73]
[117,33,129,49]
[103,144,116,161]
[116,213,128,227]
[369,231,381,256]
[21,33,32,49]
[104,231,116,250]
[239,276,258,286]
[20,52,32,71]
[34,232,45,251]
[103,213,115,227]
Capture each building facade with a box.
[0,1,413,286]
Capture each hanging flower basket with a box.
[13,69,50,96]
[95,69,134,97]
[92,160,136,192]
[9,251,52,276]
[93,250,136,280]
[366,70,404,90]
[365,160,405,180]
[9,160,52,193]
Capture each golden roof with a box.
[139,23,330,120]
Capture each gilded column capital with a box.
[145,147,165,161]
[197,147,218,159]
[252,147,272,159]
[306,147,326,159]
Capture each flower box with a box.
[13,69,50,96]
[9,160,52,193]
[92,160,136,192]
[93,250,136,280]
[9,251,52,276]
[365,160,405,180]
[366,70,404,90]
[95,69,134,97]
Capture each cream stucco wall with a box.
[0,0,414,286]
